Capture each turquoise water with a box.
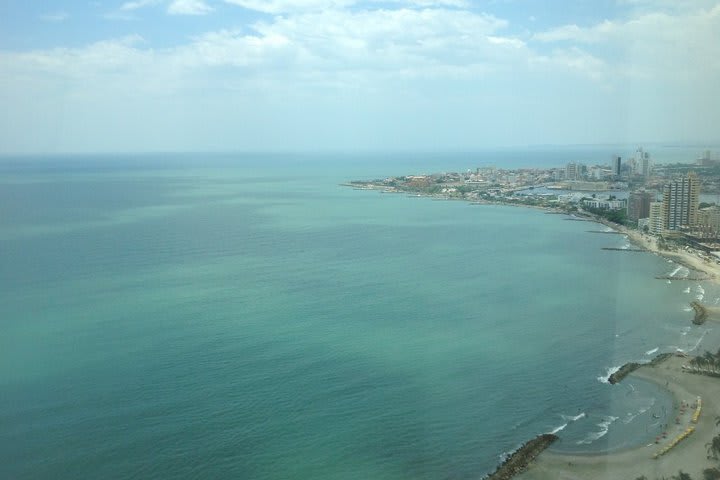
[1,153,718,479]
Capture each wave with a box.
[684,287,691,294]
[687,329,710,353]
[696,285,705,295]
[549,423,568,434]
[576,416,619,445]
[623,398,657,424]
[597,366,622,384]
[645,347,659,356]
[669,266,682,277]
[561,412,586,422]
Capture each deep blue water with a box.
[1,152,718,479]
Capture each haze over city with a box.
[1,0,719,153]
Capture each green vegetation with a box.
[583,205,629,225]
[689,348,720,376]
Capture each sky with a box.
[0,0,719,153]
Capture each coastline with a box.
[347,183,720,478]
[515,355,720,480]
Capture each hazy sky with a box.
[1,0,719,153]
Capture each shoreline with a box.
[515,354,720,480]
[346,183,720,479]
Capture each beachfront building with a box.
[697,206,720,237]
[648,201,665,234]
[662,172,700,230]
[582,198,627,210]
[627,191,653,224]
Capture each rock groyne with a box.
[608,353,673,385]
[484,434,558,480]
[690,301,707,325]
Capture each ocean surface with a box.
[2,150,720,480]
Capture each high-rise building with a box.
[661,172,700,230]
[641,151,652,177]
[565,162,580,181]
[648,201,665,234]
[612,156,621,177]
[627,191,653,223]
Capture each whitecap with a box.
[645,347,659,355]
[549,423,568,434]
[561,412,586,422]
[683,287,691,294]
[597,366,621,384]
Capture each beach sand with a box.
[512,221,720,479]
[516,356,720,480]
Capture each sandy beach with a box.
[513,220,720,480]
[516,355,720,480]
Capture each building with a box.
[583,198,627,210]
[627,191,653,223]
[662,172,700,230]
[640,151,652,177]
[697,206,720,237]
[648,201,665,234]
[612,156,621,177]
[565,162,580,181]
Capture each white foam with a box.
[577,416,618,445]
[683,287,691,294]
[687,329,710,353]
[696,285,705,295]
[597,366,622,384]
[645,347,659,355]
[669,266,682,277]
[561,412,586,422]
[549,423,568,434]
[667,280,672,284]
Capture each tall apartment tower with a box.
[612,156,621,177]
[662,172,700,230]
[627,191,653,223]
[565,162,580,181]
[641,152,652,177]
[648,201,665,234]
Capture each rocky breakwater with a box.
[608,353,673,385]
[484,434,558,480]
[691,301,708,325]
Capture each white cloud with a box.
[168,0,214,15]
[223,0,356,14]
[40,12,70,22]
[120,0,161,11]
[3,2,720,151]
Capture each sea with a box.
[2,148,720,480]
